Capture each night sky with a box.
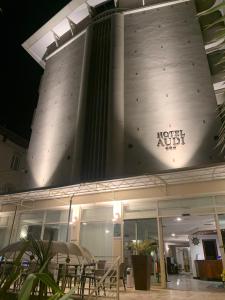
[1,0,71,140]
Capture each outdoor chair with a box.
[13,261,37,292]
[57,264,80,291]
[109,262,126,291]
[80,260,107,298]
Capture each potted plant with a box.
[221,269,225,287]
[131,239,157,290]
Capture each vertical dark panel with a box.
[81,18,111,181]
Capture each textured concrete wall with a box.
[124,1,222,176]
[27,34,85,188]
[26,0,223,190]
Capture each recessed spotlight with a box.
[171,233,176,237]
[105,229,110,234]
[176,217,182,221]
[82,222,87,226]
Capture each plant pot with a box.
[131,255,151,290]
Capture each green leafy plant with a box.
[196,0,225,152]
[221,269,225,282]
[0,236,80,300]
[0,240,30,299]
[18,236,64,300]
[131,239,157,256]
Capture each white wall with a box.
[189,234,221,277]
[175,247,192,272]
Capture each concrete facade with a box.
[25,0,224,190]
[27,35,85,188]
[124,1,221,175]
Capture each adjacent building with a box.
[0,126,28,193]
[0,126,27,249]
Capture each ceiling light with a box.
[105,229,110,234]
[171,233,176,237]
[20,229,27,239]
[176,217,182,221]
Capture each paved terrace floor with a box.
[120,288,225,300]
[167,274,225,291]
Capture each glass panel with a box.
[43,224,68,242]
[0,216,10,227]
[19,211,44,224]
[0,215,13,249]
[123,200,157,219]
[162,214,224,289]
[18,211,44,240]
[215,196,225,213]
[123,218,160,284]
[218,214,225,244]
[80,222,113,258]
[18,224,42,240]
[81,206,113,222]
[46,210,69,223]
[158,197,214,217]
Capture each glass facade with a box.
[80,206,113,258]
[17,210,70,241]
[0,214,13,249]
[123,218,160,284]
[1,194,224,289]
[218,214,225,244]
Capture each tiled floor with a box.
[167,274,225,292]
[120,288,225,300]
[120,274,225,300]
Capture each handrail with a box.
[87,256,121,300]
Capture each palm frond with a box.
[198,1,225,17]
[217,101,225,153]
[208,27,225,42]
[204,15,225,30]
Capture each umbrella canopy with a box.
[0,241,23,255]
[0,240,93,262]
[82,246,95,263]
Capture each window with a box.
[80,206,113,258]
[0,215,13,249]
[17,210,70,242]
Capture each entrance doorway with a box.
[123,218,161,286]
[162,214,224,292]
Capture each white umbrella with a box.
[0,240,92,263]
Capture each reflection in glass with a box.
[0,216,13,249]
[80,222,113,258]
[218,214,225,244]
[43,224,68,242]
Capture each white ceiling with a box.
[162,215,217,242]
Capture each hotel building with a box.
[0,0,225,289]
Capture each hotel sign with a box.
[157,130,185,151]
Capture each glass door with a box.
[161,214,224,291]
[123,218,161,285]
[217,213,225,269]
[218,214,225,245]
